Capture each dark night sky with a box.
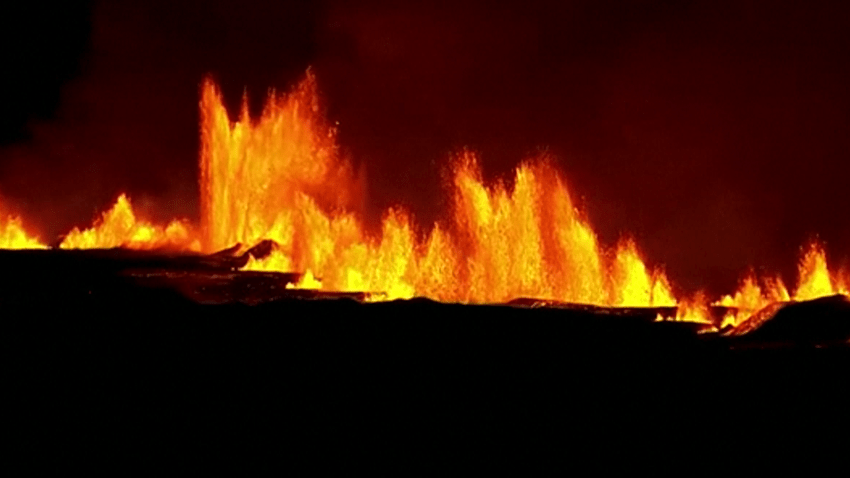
[1,0,848,295]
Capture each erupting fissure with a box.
[0,71,847,325]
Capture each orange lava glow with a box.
[200,70,364,255]
[717,273,790,326]
[59,194,200,251]
[674,292,712,324]
[198,73,682,305]
[0,70,846,324]
[794,242,842,301]
[716,242,849,326]
[225,145,676,305]
[0,214,46,249]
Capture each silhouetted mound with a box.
[0,247,848,345]
[0,247,368,304]
[1,248,848,472]
[727,294,850,347]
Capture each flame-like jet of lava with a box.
[200,70,364,254]
[0,69,845,324]
[718,242,848,326]
[0,214,46,249]
[200,71,848,314]
[201,73,676,305]
[794,242,843,301]
[60,194,199,251]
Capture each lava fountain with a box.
[200,73,677,305]
[198,71,847,314]
[0,70,847,326]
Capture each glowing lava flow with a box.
[794,242,846,301]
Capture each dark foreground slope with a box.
[2,249,849,471]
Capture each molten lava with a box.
[717,242,849,326]
[60,194,199,251]
[0,214,46,249]
[200,75,677,305]
[200,71,364,254]
[0,70,847,325]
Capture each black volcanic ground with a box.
[2,247,848,471]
